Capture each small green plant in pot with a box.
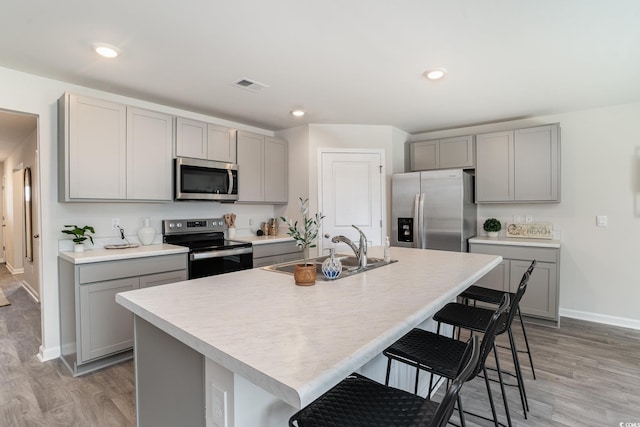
[281,198,325,285]
[62,224,95,252]
[483,218,501,238]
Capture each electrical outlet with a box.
[211,385,227,427]
[525,215,533,224]
[111,218,120,229]
[596,215,608,227]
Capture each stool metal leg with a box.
[507,327,529,416]
[493,343,513,427]
[483,365,500,427]
[517,307,536,379]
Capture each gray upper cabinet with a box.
[208,123,237,164]
[175,118,237,163]
[58,92,173,202]
[476,124,560,203]
[410,135,474,171]
[60,93,127,200]
[237,131,288,203]
[175,117,207,159]
[127,107,173,200]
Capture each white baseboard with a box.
[21,281,39,303]
[38,344,61,362]
[560,308,640,331]
[6,263,24,274]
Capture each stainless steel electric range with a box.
[162,218,253,279]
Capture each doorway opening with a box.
[0,109,41,303]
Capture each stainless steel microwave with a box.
[174,157,238,201]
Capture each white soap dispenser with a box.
[384,236,391,263]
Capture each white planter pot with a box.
[487,231,499,238]
[74,243,85,252]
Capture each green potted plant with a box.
[483,218,501,238]
[62,224,95,252]
[281,198,325,286]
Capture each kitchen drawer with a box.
[252,241,300,258]
[469,243,558,263]
[78,254,187,284]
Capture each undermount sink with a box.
[262,254,396,281]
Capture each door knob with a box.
[33,234,40,238]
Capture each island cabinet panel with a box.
[58,92,174,202]
[409,135,474,171]
[469,242,560,325]
[135,317,205,427]
[59,253,188,376]
[237,132,288,203]
[476,124,560,203]
[252,240,301,268]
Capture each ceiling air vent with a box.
[232,78,269,93]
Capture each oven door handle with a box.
[190,247,253,261]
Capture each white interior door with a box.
[319,150,384,255]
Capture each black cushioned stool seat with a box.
[289,336,480,427]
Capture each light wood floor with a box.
[1,266,639,426]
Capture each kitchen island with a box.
[116,246,501,427]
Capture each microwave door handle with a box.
[227,169,234,194]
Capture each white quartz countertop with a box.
[116,246,501,409]
[233,234,294,245]
[59,244,189,264]
[469,236,561,248]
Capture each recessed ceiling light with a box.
[93,43,120,58]
[291,109,305,117]
[423,68,447,80]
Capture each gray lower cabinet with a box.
[59,253,187,376]
[469,242,560,326]
[252,240,302,268]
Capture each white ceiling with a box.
[1,0,639,135]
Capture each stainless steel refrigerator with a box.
[391,169,476,252]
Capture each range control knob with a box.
[168,223,175,228]
[176,223,183,228]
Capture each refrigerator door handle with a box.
[413,193,420,249]
[418,193,426,249]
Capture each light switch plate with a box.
[596,215,608,227]
[525,215,533,224]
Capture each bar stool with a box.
[383,294,511,427]
[289,336,480,427]
[459,260,537,379]
[434,269,532,420]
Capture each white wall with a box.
[278,124,409,256]
[0,66,279,360]
[411,102,640,327]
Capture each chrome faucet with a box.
[331,225,368,268]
